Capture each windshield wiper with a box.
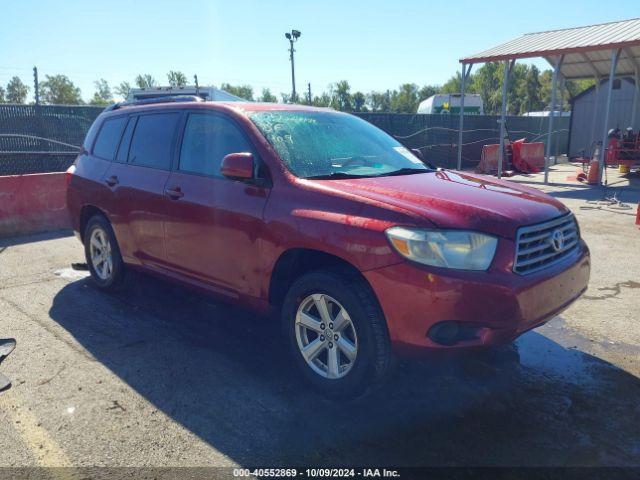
[304,172,375,180]
[375,167,431,177]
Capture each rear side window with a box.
[92,117,127,160]
[179,113,254,177]
[128,113,180,170]
[115,117,136,163]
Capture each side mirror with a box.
[221,152,254,180]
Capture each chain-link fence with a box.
[0,104,569,175]
[0,104,104,175]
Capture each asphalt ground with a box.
[0,164,639,473]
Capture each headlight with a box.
[385,227,498,270]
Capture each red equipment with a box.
[476,138,545,175]
[606,132,640,168]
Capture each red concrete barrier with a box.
[513,140,545,173]
[0,172,70,238]
[476,144,500,174]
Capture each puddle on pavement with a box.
[516,327,590,381]
[515,315,638,386]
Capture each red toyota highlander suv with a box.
[67,97,590,397]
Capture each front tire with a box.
[84,215,125,291]
[282,269,393,398]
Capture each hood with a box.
[312,170,568,238]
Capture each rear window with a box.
[128,113,180,170]
[92,117,127,160]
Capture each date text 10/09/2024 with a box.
[233,468,401,478]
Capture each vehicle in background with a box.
[521,110,571,117]
[417,93,483,114]
[127,86,246,102]
[66,99,590,398]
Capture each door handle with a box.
[105,175,119,187]
[164,186,184,199]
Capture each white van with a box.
[127,86,245,102]
[417,93,483,114]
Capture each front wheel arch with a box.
[268,248,373,311]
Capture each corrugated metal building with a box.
[459,17,640,183]
[568,78,639,157]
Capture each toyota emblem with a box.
[550,229,565,252]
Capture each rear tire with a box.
[84,215,125,291]
[282,269,393,398]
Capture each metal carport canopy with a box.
[456,17,640,185]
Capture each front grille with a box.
[514,213,580,275]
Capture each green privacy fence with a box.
[0,104,569,175]
[0,104,104,175]
[355,113,570,169]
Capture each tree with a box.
[115,81,131,100]
[312,92,331,107]
[90,79,113,105]
[258,88,277,102]
[470,62,501,114]
[6,76,29,103]
[352,92,367,112]
[40,75,83,104]
[280,92,291,104]
[329,80,352,111]
[135,74,157,89]
[367,90,391,112]
[221,83,254,101]
[390,83,421,113]
[505,63,528,115]
[167,71,187,87]
[418,85,438,102]
[520,65,543,114]
[0,86,5,103]
[440,73,463,94]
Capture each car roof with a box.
[102,101,336,118]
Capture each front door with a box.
[163,112,270,297]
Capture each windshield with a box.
[249,111,431,179]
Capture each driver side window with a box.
[179,113,256,177]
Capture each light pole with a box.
[285,29,301,103]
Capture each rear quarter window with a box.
[92,116,128,160]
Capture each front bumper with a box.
[363,239,590,356]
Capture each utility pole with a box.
[194,74,199,97]
[33,66,40,105]
[307,83,312,104]
[285,29,301,103]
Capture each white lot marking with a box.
[54,268,90,281]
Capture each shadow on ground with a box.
[0,229,73,249]
[509,166,640,205]
[48,271,640,467]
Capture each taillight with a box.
[65,164,76,188]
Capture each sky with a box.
[0,0,638,102]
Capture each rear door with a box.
[163,111,271,297]
[103,111,181,268]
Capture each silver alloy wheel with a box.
[295,293,358,379]
[89,227,113,281]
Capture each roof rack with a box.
[104,95,204,112]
